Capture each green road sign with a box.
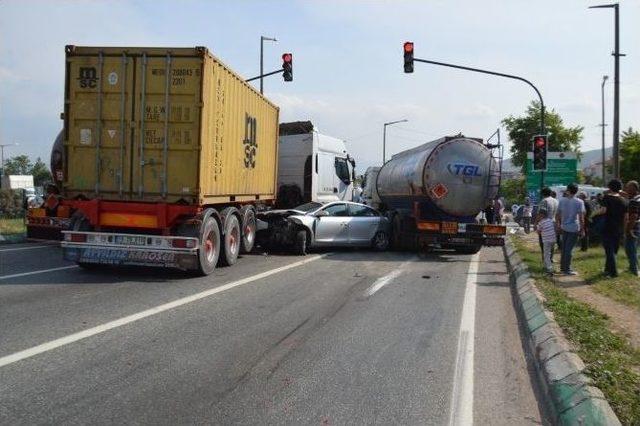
[525,152,577,203]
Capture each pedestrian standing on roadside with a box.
[493,197,504,224]
[556,183,585,275]
[522,198,533,234]
[536,187,559,262]
[484,201,495,226]
[600,179,628,277]
[536,208,556,275]
[624,180,639,277]
[552,190,562,249]
[578,192,592,251]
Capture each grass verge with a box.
[0,217,25,235]
[571,246,640,311]
[514,237,640,425]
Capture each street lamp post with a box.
[590,3,624,179]
[600,75,609,183]
[383,119,408,164]
[0,143,19,179]
[260,36,277,94]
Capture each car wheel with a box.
[294,230,307,256]
[372,231,389,251]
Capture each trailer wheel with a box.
[70,213,98,270]
[220,214,241,266]
[197,215,221,275]
[240,207,256,254]
[294,230,307,256]
[372,231,390,251]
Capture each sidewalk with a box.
[519,231,640,350]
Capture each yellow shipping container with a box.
[63,46,279,205]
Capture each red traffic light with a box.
[404,42,414,53]
[282,53,292,63]
[535,137,545,148]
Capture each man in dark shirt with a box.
[578,192,592,251]
[624,180,639,276]
[601,179,629,277]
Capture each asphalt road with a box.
[0,242,546,425]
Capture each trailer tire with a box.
[454,245,482,255]
[197,215,221,275]
[391,215,403,250]
[240,207,256,254]
[294,230,307,256]
[220,214,241,266]
[70,212,99,270]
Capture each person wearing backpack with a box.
[624,180,639,277]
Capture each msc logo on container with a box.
[78,67,98,88]
[447,162,482,177]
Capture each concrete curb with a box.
[503,237,621,426]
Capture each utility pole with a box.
[0,143,19,179]
[259,36,277,94]
[600,75,608,183]
[383,119,408,164]
[590,3,624,179]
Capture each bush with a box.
[0,189,25,218]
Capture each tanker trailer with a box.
[25,130,72,240]
[376,135,505,253]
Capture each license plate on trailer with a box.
[442,222,458,234]
[114,235,147,246]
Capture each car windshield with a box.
[291,202,323,212]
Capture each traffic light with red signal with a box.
[532,135,548,171]
[282,53,293,82]
[404,42,414,73]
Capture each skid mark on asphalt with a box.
[0,255,325,369]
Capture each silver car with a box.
[285,201,391,255]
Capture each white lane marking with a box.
[365,257,415,297]
[449,252,480,426]
[0,244,58,253]
[0,265,79,280]
[0,254,325,368]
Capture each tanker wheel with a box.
[220,214,241,266]
[197,216,221,275]
[240,208,256,254]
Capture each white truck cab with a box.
[277,121,356,208]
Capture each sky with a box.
[1,0,638,173]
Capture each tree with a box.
[502,101,583,173]
[620,127,640,183]
[3,155,31,175]
[1,155,51,186]
[500,177,525,206]
[30,158,51,186]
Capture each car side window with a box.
[323,203,349,217]
[349,204,378,217]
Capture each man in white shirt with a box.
[536,187,559,262]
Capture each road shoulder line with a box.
[448,252,479,426]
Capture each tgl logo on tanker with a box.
[78,67,98,88]
[447,162,482,177]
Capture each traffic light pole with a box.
[246,69,284,83]
[412,57,546,190]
